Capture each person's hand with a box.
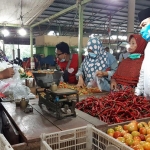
[0,67,14,79]
[96,71,105,78]
[76,76,86,88]
[110,79,117,90]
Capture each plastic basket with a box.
[0,134,14,150]
[40,124,132,150]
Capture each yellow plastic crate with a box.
[40,124,132,150]
[0,134,14,150]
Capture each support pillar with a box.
[108,15,111,51]
[2,40,5,53]
[117,26,119,49]
[78,2,83,66]
[30,27,33,57]
[44,46,48,56]
[127,0,135,40]
[12,48,15,60]
[30,27,35,69]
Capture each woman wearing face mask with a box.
[111,34,147,90]
[56,42,80,84]
[76,37,118,91]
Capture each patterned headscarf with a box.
[83,37,108,83]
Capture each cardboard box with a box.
[35,35,89,47]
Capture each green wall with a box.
[35,46,55,56]
[35,46,84,56]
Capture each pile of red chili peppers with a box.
[76,88,150,124]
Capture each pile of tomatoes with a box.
[107,120,150,150]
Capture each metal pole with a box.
[30,27,33,57]
[12,44,15,60]
[108,15,111,51]
[117,26,119,49]
[127,0,135,40]
[30,27,35,69]
[2,38,5,53]
[78,2,83,66]
[59,25,61,35]
[31,0,91,28]
[0,24,28,28]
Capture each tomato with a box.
[127,122,138,132]
[139,134,145,141]
[125,138,133,146]
[147,128,150,134]
[139,127,147,135]
[113,131,122,139]
[114,125,123,131]
[107,128,114,134]
[124,133,133,139]
[132,139,141,146]
[133,136,141,142]
[121,130,128,136]
[117,137,125,143]
[131,131,140,137]
[141,122,149,128]
[123,124,128,130]
[143,142,150,150]
[133,144,144,150]
[146,137,150,142]
[146,134,150,139]
[148,121,150,127]
[108,132,114,137]
[138,122,144,129]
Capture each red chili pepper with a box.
[76,87,150,124]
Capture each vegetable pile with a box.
[59,82,101,95]
[76,88,150,124]
[107,120,150,149]
[20,71,33,78]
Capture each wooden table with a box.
[1,92,108,150]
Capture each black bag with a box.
[63,54,72,82]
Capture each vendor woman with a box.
[111,34,147,90]
[76,37,118,91]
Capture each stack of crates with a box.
[40,124,133,150]
[0,134,14,150]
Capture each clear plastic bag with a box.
[0,64,30,99]
[87,74,102,91]
[95,76,102,91]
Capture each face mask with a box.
[140,24,150,42]
[128,53,141,60]
[60,58,65,62]
[89,52,96,59]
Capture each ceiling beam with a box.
[31,0,92,28]
[0,23,29,28]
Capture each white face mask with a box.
[60,58,65,62]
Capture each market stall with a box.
[1,100,107,150]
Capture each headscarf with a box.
[82,37,108,83]
[112,34,147,87]
[129,34,146,54]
